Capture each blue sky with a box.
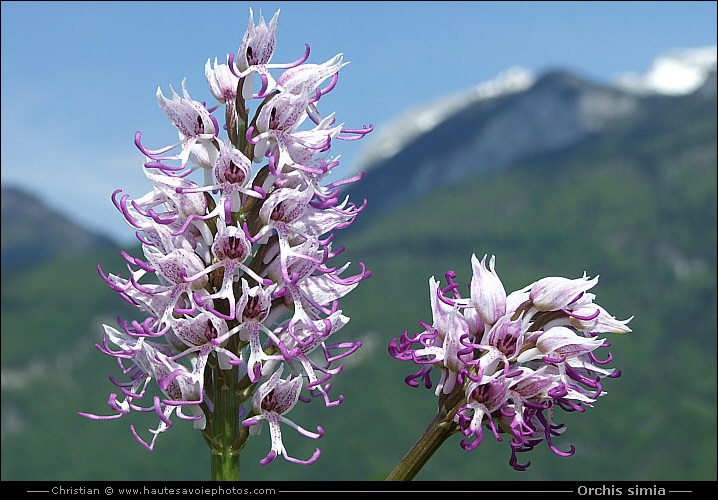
[2,1,716,244]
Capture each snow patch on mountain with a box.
[352,67,535,173]
[613,46,717,96]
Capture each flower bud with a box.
[206,58,240,103]
[529,274,599,311]
[462,306,484,339]
[569,304,633,334]
[237,8,279,72]
[536,326,605,358]
[470,254,506,326]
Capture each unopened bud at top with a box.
[237,8,279,72]
[470,254,506,326]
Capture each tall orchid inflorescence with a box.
[388,254,632,478]
[80,9,371,473]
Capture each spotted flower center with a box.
[261,390,279,413]
[247,46,257,66]
[203,320,218,342]
[194,115,205,136]
[223,235,249,261]
[496,331,520,357]
[243,294,267,322]
[470,383,492,404]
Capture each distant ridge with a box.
[344,46,717,223]
[1,185,117,272]
[353,46,717,176]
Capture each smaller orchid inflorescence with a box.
[389,254,632,474]
[80,8,371,470]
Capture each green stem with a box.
[210,365,241,481]
[385,412,458,481]
[386,386,465,481]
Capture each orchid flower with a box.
[137,80,220,183]
[242,367,324,466]
[79,325,204,451]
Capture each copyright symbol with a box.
[105,487,113,496]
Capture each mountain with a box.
[346,46,717,224]
[1,185,116,272]
[352,46,717,176]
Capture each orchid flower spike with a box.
[389,254,632,471]
[82,6,371,474]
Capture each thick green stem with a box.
[211,445,240,481]
[386,386,465,481]
[210,366,241,481]
[385,412,458,481]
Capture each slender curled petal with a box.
[459,377,509,450]
[79,326,203,449]
[390,254,631,471]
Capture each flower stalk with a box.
[210,363,241,481]
[386,392,464,481]
[387,380,465,481]
[386,413,456,481]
